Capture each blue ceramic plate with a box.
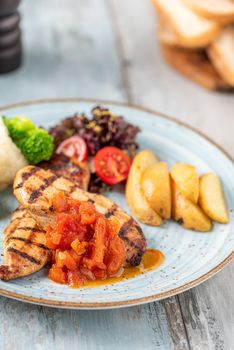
[0,99,233,309]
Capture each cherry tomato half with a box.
[56,136,88,162]
[94,146,131,185]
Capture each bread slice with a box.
[157,18,209,49]
[157,19,181,47]
[152,0,220,47]
[207,27,234,86]
[184,0,234,23]
[161,44,233,91]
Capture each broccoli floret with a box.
[18,128,54,164]
[3,116,35,142]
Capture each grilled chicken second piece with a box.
[39,154,90,191]
[14,166,147,266]
[0,207,51,280]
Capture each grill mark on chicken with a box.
[120,234,144,250]
[9,237,49,250]
[7,247,41,265]
[39,154,90,191]
[118,218,145,242]
[69,185,80,195]
[128,254,142,266]
[17,227,45,233]
[118,218,134,239]
[13,207,24,214]
[62,175,81,184]
[41,155,82,172]
[28,175,58,203]
[133,223,145,236]
[88,199,95,204]
[7,225,45,236]
[105,205,117,218]
[14,167,41,190]
[118,218,146,265]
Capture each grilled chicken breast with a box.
[14,166,147,266]
[0,157,91,281]
[0,207,50,280]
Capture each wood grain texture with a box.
[0,297,174,350]
[179,264,234,350]
[0,0,234,349]
[0,0,124,103]
[163,297,190,350]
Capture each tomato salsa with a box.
[45,192,126,287]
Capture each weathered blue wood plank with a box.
[0,297,173,350]
[0,0,124,103]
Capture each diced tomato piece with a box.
[105,235,126,276]
[55,250,77,270]
[107,216,121,240]
[46,236,57,250]
[56,213,87,249]
[67,198,81,215]
[69,249,82,265]
[95,215,108,242]
[49,265,66,284]
[45,226,61,249]
[79,201,97,225]
[71,239,88,256]
[67,270,87,288]
[83,216,107,270]
[79,268,95,281]
[93,268,107,280]
[52,193,82,215]
[52,192,68,212]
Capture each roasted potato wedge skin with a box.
[199,173,229,224]
[126,150,162,226]
[171,163,199,203]
[171,179,212,232]
[142,162,171,219]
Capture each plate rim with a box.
[0,97,233,309]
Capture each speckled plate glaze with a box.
[0,99,233,309]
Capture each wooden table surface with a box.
[0,1,234,349]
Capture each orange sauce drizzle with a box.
[84,249,164,288]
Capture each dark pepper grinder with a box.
[0,0,21,73]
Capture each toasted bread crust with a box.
[157,19,207,49]
[161,44,233,91]
[157,19,179,47]
[152,0,220,48]
[207,27,234,86]
[183,0,234,23]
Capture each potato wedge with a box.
[171,163,199,203]
[142,162,171,219]
[199,173,229,224]
[126,150,162,226]
[171,179,212,232]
